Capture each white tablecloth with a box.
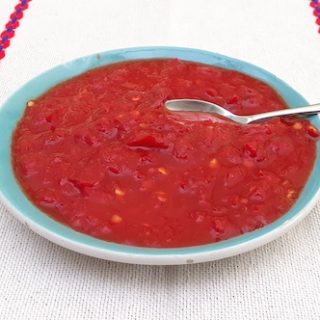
[1,1,320,319]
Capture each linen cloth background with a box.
[1,1,320,319]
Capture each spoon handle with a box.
[247,103,320,123]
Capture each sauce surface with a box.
[12,59,319,247]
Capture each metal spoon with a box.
[165,99,320,125]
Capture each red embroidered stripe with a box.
[310,0,320,33]
[0,0,32,60]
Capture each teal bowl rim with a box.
[0,46,319,259]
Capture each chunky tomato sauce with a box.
[12,59,319,247]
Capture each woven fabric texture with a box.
[0,1,320,319]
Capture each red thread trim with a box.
[310,0,320,33]
[0,0,31,61]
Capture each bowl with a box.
[0,47,319,265]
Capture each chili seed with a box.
[111,214,123,223]
[27,100,35,107]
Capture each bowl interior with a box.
[0,46,319,257]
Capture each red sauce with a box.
[12,59,319,248]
